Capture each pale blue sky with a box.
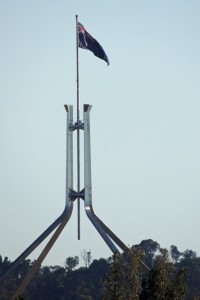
[0,1,200,267]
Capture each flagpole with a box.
[76,15,81,240]
[76,15,80,117]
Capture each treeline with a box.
[0,239,200,299]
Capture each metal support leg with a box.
[10,207,72,300]
[83,104,126,254]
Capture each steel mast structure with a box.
[0,16,148,299]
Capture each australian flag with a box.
[78,22,109,65]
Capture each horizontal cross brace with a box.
[69,121,84,131]
[69,188,85,201]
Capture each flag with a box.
[78,22,109,65]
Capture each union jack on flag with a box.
[78,22,109,65]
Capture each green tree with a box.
[103,252,121,299]
[65,256,79,272]
[170,245,183,263]
[133,239,160,269]
[0,256,17,300]
[140,248,188,300]
[103,249,143,300]
[178,250,200,299]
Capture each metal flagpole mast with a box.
[76,15,81,240]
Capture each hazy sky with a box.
[0,1,200,267]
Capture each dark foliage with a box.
[0,240,200,299]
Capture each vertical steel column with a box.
[83,104,118,253]
[83,104,92,206]
[65,105,74,201]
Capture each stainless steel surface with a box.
[83,104,122,254]
[65,105,74,200]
